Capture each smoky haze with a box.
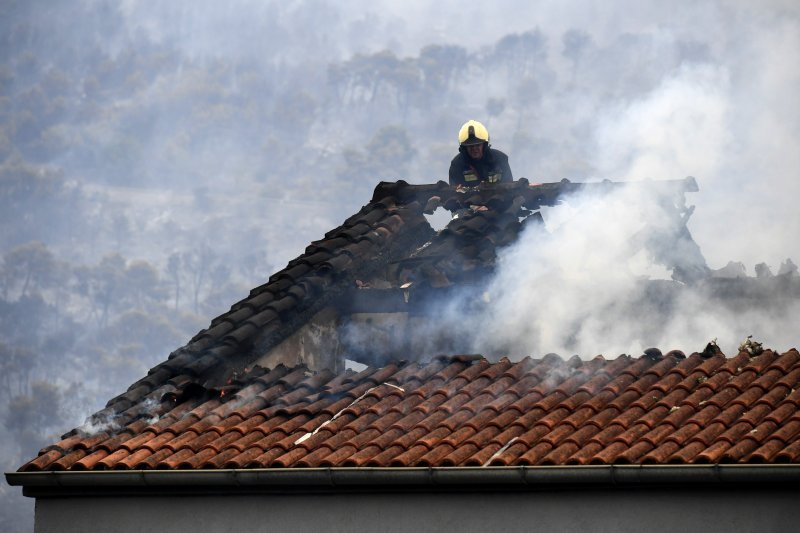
[479,184,800,358]
[1,1,798,530]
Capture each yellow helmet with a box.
[458,120,490,146]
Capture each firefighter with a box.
[448,120,513,187]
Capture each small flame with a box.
[220,389,226,398]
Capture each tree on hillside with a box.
[183,246,217,314]
[489,30,548,80]
[339,125,416,184]
[272,89,318,145]
[0,292,51,351]
[366,125,416,178]
[0,342,13,399]
[2,241,58,299]
[329,50,420,111]
[74,254,126,329]
[486,97,506,118]
[0,342,35,399]
[166,252,182,311]
[9,346,36,396]
[0,158,86,248]
[562,29,592,82]
[124,260,167,310]
[418,44,467,104]
[101,310,182,363]
[5,380,63,461]
[0,125,11,161]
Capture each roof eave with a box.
[7,465,800,497]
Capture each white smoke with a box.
[476,184,800,358]
[76,413,121,437]
[593,64,731,182]
[589,14,800,272]
[481,186,668,357]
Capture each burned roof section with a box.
[96,179,569,424]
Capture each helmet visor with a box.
[461,135,486,146]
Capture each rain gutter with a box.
[7,465,800,498]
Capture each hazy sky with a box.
[110,0,800,271]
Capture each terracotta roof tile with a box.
[728,422,780,460]
[219,446,259,468]
[417,443,460,466]
[272,447,313,468]
[703,385,740,410]
[95,448,132,469]
[200,447,241,469]
[544,442,587,465]
[765,402,798,426]
[686,402,721,427]
[586,408,623,432]
[663,403,700,428]
[537,424,573,448]
[454,410,492,434]
[488,440,527,466]
[436,392,473,415]
[243,448,283,468]
[579,389,615,413]
[648,372,684,394]
[461,425,502,452]
[709,349,740,369]
[739,402,774,427]
[389,444,431,466]
[111,448,147,469]
[413,411,449,433]
[615,442,650,464]
[748,439,788,462]
[560,407,598,432]
[608,388,647,413]
[759,386,795,409]
[223,432,266,454]
[157,430,199,453]
[49,450,88,471]
[770,418,800,444]
[775,438,800,462]
[614,420,653,447]
[774,368,800,391]
[642,441,683,464]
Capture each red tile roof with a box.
[13,179,800,480]
[19,349,800,471]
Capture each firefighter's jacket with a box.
[448,147,513,187]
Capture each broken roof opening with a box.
[423,205,452,231]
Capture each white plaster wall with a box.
[35,488,799,533]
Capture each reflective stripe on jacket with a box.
[448,147,513,187]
